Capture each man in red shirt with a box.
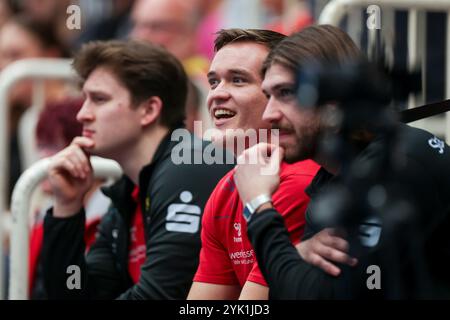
[188,29,319,300]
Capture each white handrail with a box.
[0,58,75,300]
[319,0,450,25]
[8,157,122,300]
[319,0,450,142]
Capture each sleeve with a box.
[41,207,125,300]
[247,208,338,299]
[193,190,240,285]
[247,172,311,285]
[117,159,233,299]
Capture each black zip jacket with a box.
[248,124,450,299]
[41,132,233,299]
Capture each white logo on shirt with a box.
[233,223,242,243]
[165,191,201,233]
[359,216,382,247]
[428,136,445,154]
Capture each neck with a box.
[116,126,169,185]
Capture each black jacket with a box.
[248,124,450,299]
[41,132,233,299]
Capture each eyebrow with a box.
[207,68,252,79]
[268,82,295,92]
[83,89,110,96]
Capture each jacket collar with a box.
[101,130,175,220]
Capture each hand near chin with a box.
[48,136,96,217]
[234,143,283,205]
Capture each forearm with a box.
[247,209,335,299]
[41,208,89,299]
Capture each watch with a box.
[243,194,272,222]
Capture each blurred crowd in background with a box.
[0,0,320,203]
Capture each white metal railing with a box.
[8,157,122,300]
[318,0,450,141]
[0,58,76,300]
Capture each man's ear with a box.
[140,96,163,127]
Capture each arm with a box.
[42,136,122,299]
[42,207,126,299]
[188,282,241,300]
[239,281,269,300]
[248,209,338,299]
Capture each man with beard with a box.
[234,25,450,299]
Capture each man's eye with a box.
[279,88,294,97]
[232,77,245,84]
[92,96,107,103]
[208,78,219,89]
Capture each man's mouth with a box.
[214,108,237,120]
[82,129,95,138]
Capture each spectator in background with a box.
[0,14,73,201]
[130,0,212,134]
[29,98,111,299]
[73,0,134,50]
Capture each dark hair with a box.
[73,40,188,130]
[11,14,68,57]
[262,25,363,76]
[214,28,286,52]
[36,98,83,147]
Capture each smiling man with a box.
[40,40,232,299]
[188,29,319,300]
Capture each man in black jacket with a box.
[41,40,232,299]
[234,25,450,299]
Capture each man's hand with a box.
[296,228,358,276]
[48,137,95,217]
[234,143,283,205]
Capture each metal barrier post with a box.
[8,157,122,300]
[0,58,75,299]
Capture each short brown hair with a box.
[214,28,286,52]
[73,40,187,130]
[262,25,363,76]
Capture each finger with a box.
[310,254,341,276]
[318,244,358,266]
[72,146,92,176]
[322,235,350,252]
[267,146,282,174]
[72,136,95,150]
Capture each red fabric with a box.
[127,186,146,284]
[28,215,102,294]
[194,160,320,287]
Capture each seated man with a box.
[188,29,319,300]
[235,25,450,299]
[41,40,232,299]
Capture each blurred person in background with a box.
[130,0,212,134]
[73,0,134,50]
[29,98,111,299]
[0,14,72,201]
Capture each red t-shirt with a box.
[193,160,320,287]
[128,186,147,284]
